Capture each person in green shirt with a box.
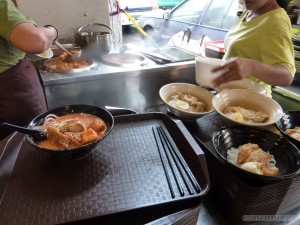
[0,0,58,140]
[212,0,295,98]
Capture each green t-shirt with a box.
[223,8,296,97]
[0,0,35,73]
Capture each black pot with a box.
[275,110,300,149]
[212,126,300,184]
[26,105,114,160]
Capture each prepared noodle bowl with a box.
[36,113,107,150]
[168,91,206,113]
[223,106,269,123]
[227,143,279,176]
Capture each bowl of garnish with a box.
[275,110,300,148]
[159,82,215,121]
[26,104,114,160]
[212,89,283,127]
[212,126,300,183]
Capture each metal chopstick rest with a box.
[152,127,175,198]
[158,126,201,193]
[156,126,184,197]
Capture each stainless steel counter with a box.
[38,49,300,114]
[38,58,197,113]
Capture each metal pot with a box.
[77,23,112,58]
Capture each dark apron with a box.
[0,58,47,140]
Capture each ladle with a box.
[121,9,160,51]
[53,41,74,59]
[1,122,48,142]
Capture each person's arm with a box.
[9,23,58,54]
[211,57,294,87]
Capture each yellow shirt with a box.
[223,8,296,97]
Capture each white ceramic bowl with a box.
[215,79,267,96]
[212,89,283,127]
[159,83,215,121]
[26,48,53,61]
[195,56,224,88]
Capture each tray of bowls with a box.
[188,88,300,225]
[0,105,209,225]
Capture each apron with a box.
[0,58,47,140]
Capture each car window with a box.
[201,0,234,29]
[222,1,239,30]
[169,0,209,24]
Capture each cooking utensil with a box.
[53,41,73,59]
[1,122,47,142]
[77,23,112,58]
[121,9,160,50]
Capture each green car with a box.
[157,0,183,9]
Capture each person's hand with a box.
[211,57,254,87]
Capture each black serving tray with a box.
[0,112,209,225]
[190,112,300,225]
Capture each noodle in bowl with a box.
[159,82,215,121]
[212,126,300,183]
[26,105,114,160]
[227,144,278,176]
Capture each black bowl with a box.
[212,126,300,183]
[275,110,300,149]
[26,105,114,160]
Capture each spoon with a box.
[53,41,74,59]
[1,122,48,142]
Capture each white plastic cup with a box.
[195,56,224,88]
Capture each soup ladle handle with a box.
[1,122,48,141]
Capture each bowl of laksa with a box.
[26,105,114,160]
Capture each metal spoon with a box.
[1,122,48,142]
[53,41,73,59]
